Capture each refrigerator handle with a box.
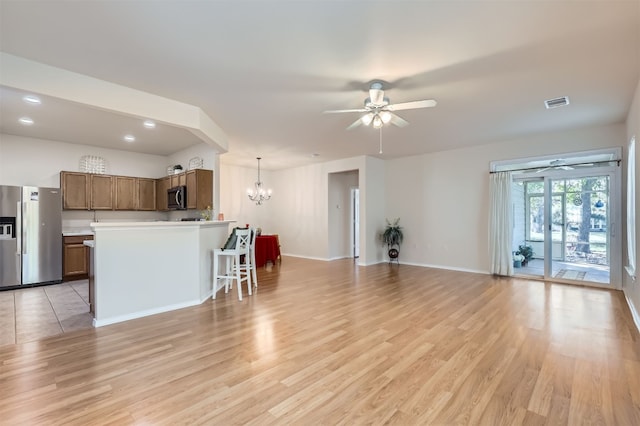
[18,201,29,254]
[16,201,22,255]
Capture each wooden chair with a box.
[212,228,252,301]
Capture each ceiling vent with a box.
[545,96,570,109]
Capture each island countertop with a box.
[90,220,235,229]
[89,219,235,327]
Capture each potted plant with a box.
[517,244,534,266]
[380,218,404,261]
[513,252,524,268]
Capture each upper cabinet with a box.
[156,176,170,212]
[114,176,135,210]
[61,170,210,211]
[61,171,112,210]
[91,175,114,210]
[137,178,156,211]
[185,169,213,210]
[61,172,90,209]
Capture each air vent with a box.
[545,96,570,109]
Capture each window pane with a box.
[552,180,565,193]
[527,181,544,194]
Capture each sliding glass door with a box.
[548,175,610,284]
[514,171,618,287]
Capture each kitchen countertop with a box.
[63,229,94,236]
[90,220,235,229]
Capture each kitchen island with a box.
[90,220,234,327]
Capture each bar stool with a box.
[212,228,251,301]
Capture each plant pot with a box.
[513,260,522,268]
[388,248,399,259]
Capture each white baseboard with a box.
[281,253,331,262]
[623,289,640,334]
[375,259,489,275]
[93,299,201,328]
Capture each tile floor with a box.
[0,280,93,346]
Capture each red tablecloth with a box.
[255,235,281,267]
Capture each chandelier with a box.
[247,157,272,205]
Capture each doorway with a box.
[514,170,619,287]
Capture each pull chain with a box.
[379,127,383,154]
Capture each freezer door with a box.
[21,187,62,285]
[0,186,21,287]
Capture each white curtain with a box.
[627,137,636,279]
[489,171,514,276]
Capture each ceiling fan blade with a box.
[323,108,369,114]
[346,117,363,130]
[389,113,409,128]
[386,99,437,111]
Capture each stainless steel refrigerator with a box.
[0,185,62,288]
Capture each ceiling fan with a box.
[324,82,437,130]
[535,159,594,173]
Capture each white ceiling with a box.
[0,1,638,170]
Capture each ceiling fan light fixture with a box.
[361,112,374,126]
[372,114,383,129]
[380,111,392,124]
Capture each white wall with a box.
[623,77,640,329]
[0,134,219,224]
[219,155,384,265]
[385,123,626,274]
[0,134,167,187]
[218,162,276,233]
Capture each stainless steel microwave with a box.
[167,186,187,210]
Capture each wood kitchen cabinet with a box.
[137,178,156,210]
[61,169,211,211]
[186,169,213,210]
[61,171,90,209]
[90,174,114,210]
[63,235,93,281]
[156,176,170,211]
[170,172,186,188]
[60,171,112,210]
[114,176,136,210]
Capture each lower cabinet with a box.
[63,235,94,281]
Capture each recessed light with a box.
[143,120,156,129]
[19,117,34,125]
[23,95,41,105]
[124,135,136,142]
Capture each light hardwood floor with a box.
[0,257,639,424]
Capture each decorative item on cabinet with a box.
[79,155,106,174]
[189,156,204,170]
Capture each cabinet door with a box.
[115,176,136,210]
[156,176,170,211]
[170,172,186,188]
[90,175,114,210]
[63,235,92,280]
[137,178,156,210]
[61,172,90,210]
[190,169,213,210]
[186,171,197,209]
